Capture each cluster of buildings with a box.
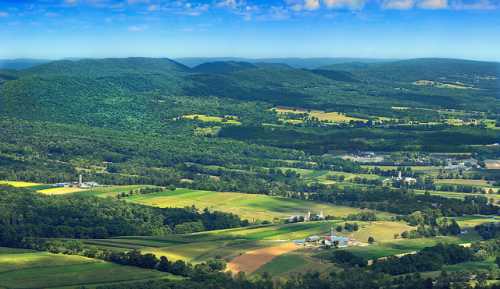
[53,175,99,189]
[443,158,480,171]
[296,227,353,248]
[383,171,417,186]
[287,210,325,223]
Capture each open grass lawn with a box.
[0,251,178,289]
[124,188,387,221]
[0,180,42,187]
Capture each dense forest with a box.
[0,186,247,247]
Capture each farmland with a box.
[0,249,178,289]
[120,188,388,221]
[38,187,86,195]
[0,56,499,288]
[273,107,367,124]
[0,180,41,187]
[78,220,412,274]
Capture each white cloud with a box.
[323,0,366,9]
[305,0,321,10]
[0,11,8,17]
[418,0,448,8]
[382,0,415,9]
[217,0,239,8]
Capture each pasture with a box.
[123,188,386,221]
[0,251,177,289]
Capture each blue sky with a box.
[0,0,499,60]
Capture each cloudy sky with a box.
[0,0,499,60]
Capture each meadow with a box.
[273,107,368,123]
[0,249,178,289]
[121,188,387,221]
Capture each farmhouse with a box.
[303,227,355,248]
[52,175,100,189]
[287,210,325,223]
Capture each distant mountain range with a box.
[0,59,52,70]
[1,57,498,129]
[175,57,393,69]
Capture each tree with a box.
[157,256,170,272]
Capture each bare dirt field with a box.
[226,242,298,274]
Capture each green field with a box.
[414,189,500,201]
[81,220,411,267]
[452,216,500,228]
[434,179,494,187]
[120,188,390,221]
[340,233,481,260]
[0,251,178,289]
[255,250,335,276]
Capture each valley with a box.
[0,57,499,289]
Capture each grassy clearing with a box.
[280,167,381,184]
[182,114,241,125]
[38,187,87,195]
[77,185,156,198]
[0,180,41,187]
[435,179,493,187]
[452,216,500,228]
[342,233,480,260]
[0,251,177,289]
[274,107,367,123]
[124,188,384,221]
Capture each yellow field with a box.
[182,114,241,125]
[274,107,367,123]
[0,180,41,187]
[38,187,86,195]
